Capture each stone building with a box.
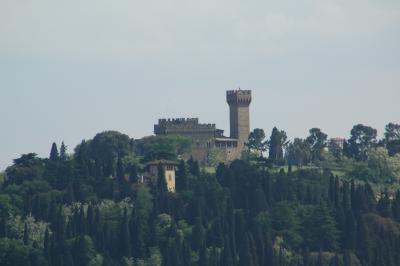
[145,160,177,192]
[154,89,252,162]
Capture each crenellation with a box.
[226,89,252,105]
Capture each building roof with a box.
[146,159,178,166]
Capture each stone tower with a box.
[226,89,252,148]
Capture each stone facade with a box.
[145,160,177,192]
[154,90,252,163]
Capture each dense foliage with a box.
[1,123,400,266]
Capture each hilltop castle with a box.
[154,89,252,162]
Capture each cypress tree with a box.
[392,191,400,222]
[342,181,351,211]
[221,236,234,266]
[65,182,75,204]
[199,244,208,266]
[116,157,125,183]
[0,216,7,238]
[310,202,339,251]
[209,246,220,266]
[188,157,200,176]
[86,204,94,238]
[120,209,131,258]
[351,180,356,211]
[238,233,255,266]
[164,239,181,266]
[328,175,335,203]
[129,164,138,183]
[343,210,356,251]
[357,217,372,264]
[43,227,50,259]
[317,250,323,266]
[377,190,392,218]
[49,142,59,161]
[176,160,187,191]
[343,250,351,266]
[60,141,67,161]
[192,217,205,252]
[182,241,192,266]
[334,176,340,208]
[23,222,29,245]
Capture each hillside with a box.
[1,127,400,266]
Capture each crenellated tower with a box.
[226,89,252,148]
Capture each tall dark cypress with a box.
[238,233,255,266]
[343,210,356,251]
[120,209,131,258]
[43,227,50,260]
[199,244,208,266]
[351,180,356,211]
[188,157,200,176]
[86,204,94,238]
[65,182,75,204]
[60,141,67,161]
[23,223,29,245]
[176,160,187,191]
[221,236,234,266]
[392,191,400,222]
[0,216,7,238]
[129,164,138,183]
[116,157,125,183]
[182,241,192,266]
[192,217,205,252]
[49,142,59,161]
[334,176,340,208]
[342,181,351,211]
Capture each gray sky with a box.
[1,0,399,170]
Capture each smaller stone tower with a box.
[227,89,252,148]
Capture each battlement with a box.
[227,89,252,105]
[154,118,216,135]
[158,118,200,125]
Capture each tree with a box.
[343,210,356,250]
[345,124,377,161]
[306,202,339,251]
[136,135,192,162]
[238,233,255,266]
[384,123,400,156]
[188,157,200,176]
[116,157,125,183]
[191,218,205,252]
[87,131,133,177]
[367,147,400,183]
[246,128,268,157]
[286,138,311,167]
[306,128,327,163]
[328,139,343,159]
[129,164,138,183]
[176,160,187,191]
[49,143,59,161]
[60,141,67,161]
[120,209,131,258]
[23,223,29,245]
[0,238,31,266]
[199,244,208,266]
[268,127,288,164]
[131,187,153,258]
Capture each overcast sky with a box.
[1,0,399,170]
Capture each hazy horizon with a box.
[1,0,399,170]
